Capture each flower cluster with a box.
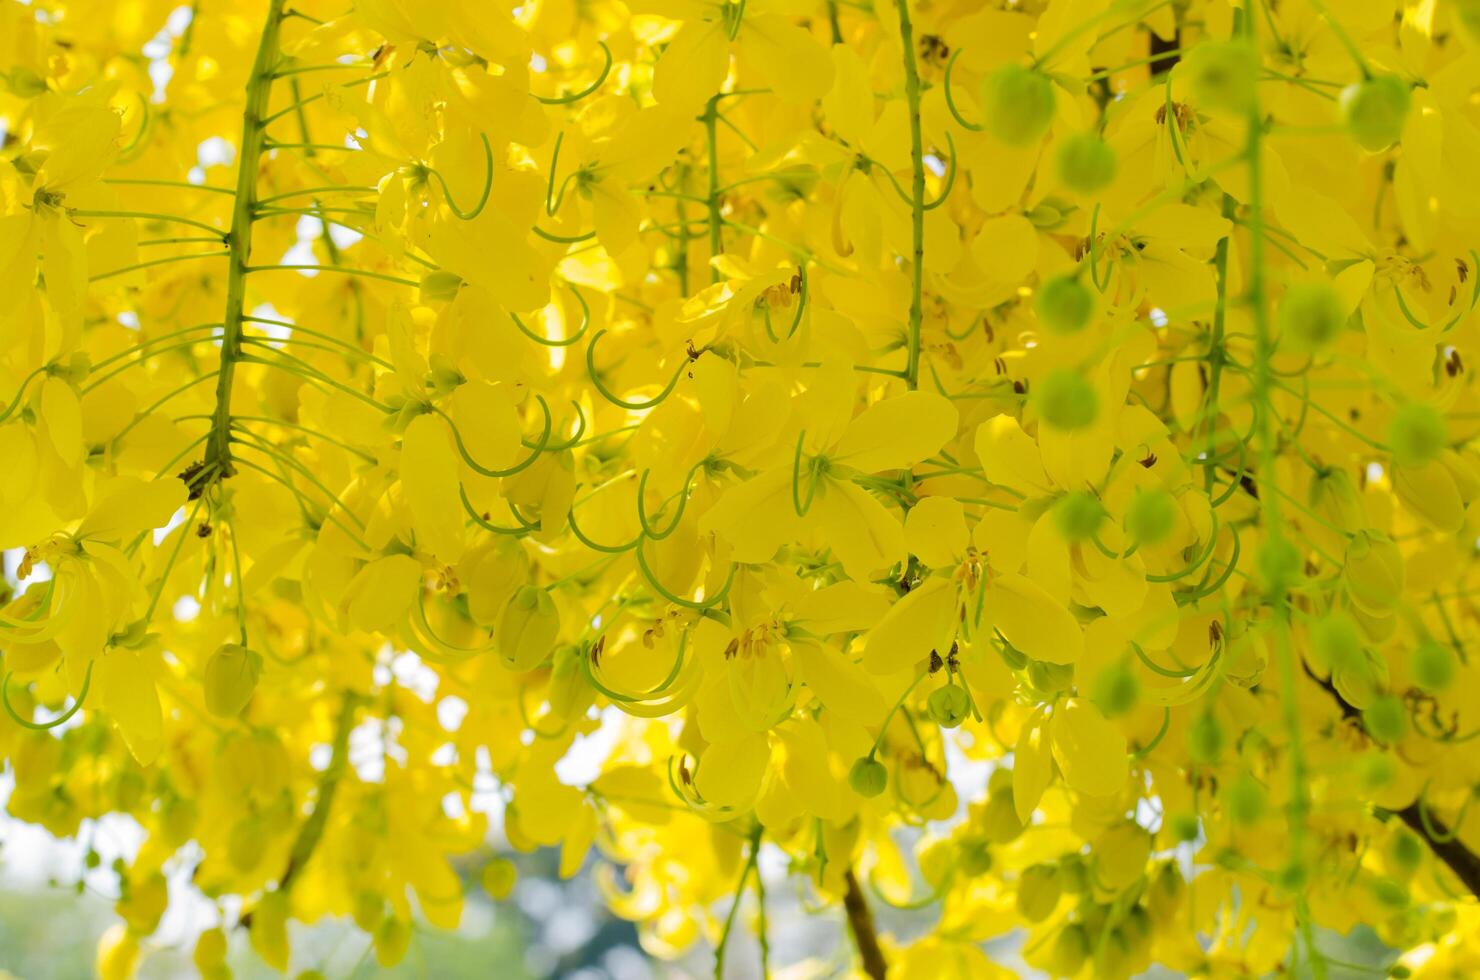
[3,0,1480,977]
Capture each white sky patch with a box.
[197,136,234,168]
[171,595,201,622]
[554,706,624,786]
[153,505,187,545]
[1150,307,1169,328]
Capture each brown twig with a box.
[842,869,888,980]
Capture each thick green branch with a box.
[203,0,286,483]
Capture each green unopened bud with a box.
[1311,612,1364,674]
[1034,369,1098,431]
[203,643,261,718]
[1389,829,1424,873]
[927,683,971,728]
[7,66,47,98]
[353,891,385,932]
[1016,864,1061,922]
[1169,813,1200,843]
[374,917,411,967]
[1257,537,1301,592]
[958,837,994,876]
[1053,491,1104,541]
[1363,694,1408,744]
[982,787,1025,843]
[1371,875,1409,909]
[981,64,1056,147]
[419,270,464,303]
[1034,273,1095,335]
[1125,488,1176,546]
[228,816,265,872]
[849,756,888,797]
[1411,641,1457,692]
[1226,771,1266,825]
[1091,661,1140,718]
[1279,280,1347,350]
[1188,711,1224,765]
[1049,923,1090,976]
[481,857,518,900]
[1388,402,1446,468]
[1341,76,1411,152]
[497,586,560,672]
[1055,133,1117,194]
[1184,41,1259,112]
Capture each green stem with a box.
[205,0,288,482]
[894,0,925,390]
[704,97,724,280]
[1242,16,1316,969]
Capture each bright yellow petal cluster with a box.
[4,0,1480,977]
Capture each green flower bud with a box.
[228,816,265,872]
[1278,280,1347,350]
[1371,875,1409,909]
[193,928,228,973]
[1390,829,1424,873]
[927,683,971,728]
[1049,923,1090,976]
[1053,490,1104,541]
[1341,76,1411,152]
[203,643,261,718]
[1169,813,1200,843]
[1125,488,1176,546]
[982,787,1025,843]
[1091,661,1140,718]
[1055,132,1117,194]
[1034,273,1095,335]
[1016,863,1062,922]
[958,837,994,876]
[1188,711,1224,765]
[1311,612,1364,674]
[1388,402,1446,468]
[352,891,385,932]
[981,64,1056,147]
[1360,751,1395,789]
[1344,531,1405,617]
[1036,272,1095,337]
[481,857,518,900]
[1256,536,1301,592]
[418,270,464,304]
[1225,771,1267,825]
[374,917,411,967]
[849,756,888,797]
[1411,641,1457,692]
[497,586,561,672]
[1184,40,1259,111]
[1034,368,1098,431]
[1364,694,1409,744]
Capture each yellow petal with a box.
[401,414,466,563]
[99,648,164,766]
[794,640,886,724]
[987,573,1083,664]
[833,391,959,472]
[906,496,969,568]
[862,577,956,675]
[1013,706,1054,823]
[694,732,770,808]
[1049,698,1127,798]
[815,479,907,582]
